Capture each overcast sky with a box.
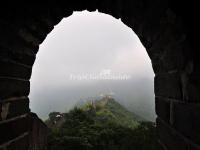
[29,11,155,121]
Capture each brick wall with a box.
[0,1,199,150]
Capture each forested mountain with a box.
[46,97,155,150]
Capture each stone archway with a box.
[0,1,199,150]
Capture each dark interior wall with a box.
[0,1,199,150]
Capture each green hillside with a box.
[46,97,155,150]
[79,97,141,128]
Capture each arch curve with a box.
[0,1,199,150]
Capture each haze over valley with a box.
[29,11,155,121]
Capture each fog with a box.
[29,11,156,121]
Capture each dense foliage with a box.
[47,106,155,150]
[79,98,141,128]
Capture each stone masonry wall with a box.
[0,1,199,150]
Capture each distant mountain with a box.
[46,96,156,150]
[46,96,144,129]
[80,96,144,128]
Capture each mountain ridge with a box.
[46,96,145,129]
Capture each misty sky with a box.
[29,11,155,121]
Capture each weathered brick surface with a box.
[156,141,167,150]
[172,102,200,145]
[0,78,30,99]
[29,113,48,150]
[23,18,51,45]
[155,97,170,123]
[0,116,30,145]
[0,60,32,79]
[18,28,41,47]
[0,24,36,56]
[0,98,30,121]
[154,73,182,99]
[6,134,29,150]
[157,118,189,150]
[0,47,36,66]
[188,144,200,150]
[186,74,200,102]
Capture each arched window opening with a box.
[30,10,155,150]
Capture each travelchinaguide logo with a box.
[69,69,131,81]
